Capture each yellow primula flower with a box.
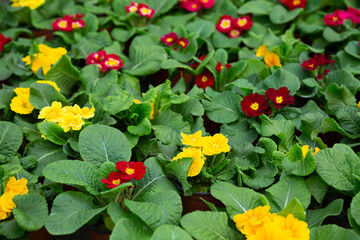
[14,87,30,96]
[256,45,270,57]
[0,192,16,213]
[301,145,319,157]
[271,214,310,240]
[58,113,84,132]
[63,105,82,116]
[11,0,45,9]
[23,44,67,75]
[233,205,272,236]
[264,52,282,68]
[172,147,205,177]
[36,80,60,92]
[5,177,28,195]
[202,134,231,156]
[81,106,95,119]
[10,95,34,115]
[0,210,9,220]
[181,130,204,148]
[247,220,292,240]
[38,101,66,122]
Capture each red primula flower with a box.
[86,50,107,65]
[161,32,178,46]
[241,93,271,117]
[301,58,317,71]
[228,29,241,38]
[52,14,85,32]
[138,3,155,18]
[195,70,214,89]
[323,10,345,26]
[216,62,232,72]
[265,87,294,109]
[126,2,139,13]
[216,15,233,33]
[281,0,306,10]
[197,0,215,9]
[101,54,124,73]
[347,7,360,24]
[116,161,146,180]
[179,0,202,12]
[0,34,11,52]
[233,16,253,31]
[176,37,189,48]
[101,171,127,189]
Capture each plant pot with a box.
[180,191,225,215]
[28,227,51,240]
[85,224,111,240]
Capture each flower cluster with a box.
[216,15,253,38]
[323,7,360,26]
[256,45,282,68]
[22,44,67,75]
[11,0,45,9]
[0,34,11,52]
[125,2,155,18]
[52,14,85,32]
[280,0,306,11]
[172,131,230,177]
[10,88,34,115]
[233,205,310,240]
[178,0,215,12]
[86,50,123,73]
[101,161,146,188]
[301,54,335,79]
[241,87,294,117]
[0,177,28,220]
[161,32,189,49]
[38,101,95,132]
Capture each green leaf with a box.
[0,219,25,239]
[127,118,152,136]
[12,193,48,231]
[241,160,277,189]
[166,157,193,195]
[43,160,105,194]
[79,125,131,167]
[103,89,134,115]
[307,199,343,228]
[45,191,106,235]
[146,0,177,17]
[152,110,191,146]
[132,158,178,201]
[211,181,263,218]
[110,218,152,240]
[80,65,118,96]
[29,82,68,109]
[0,88,14,109]
[316,144,360,191]
[238,0,275,15]
[27,140,67,176]
[266,175,311,212]
[202,91,241,124]
[326,69,360,94]
[181,211,241,240]
[269,5,303,24]
[239,59,269,80]
[112,28,136,42]
[345,41,360,59]
[350,192,360,226]
[324,84,356,115]
[186,19,215,38]
[37,121,68,145]
[161,59,194,72]
[212,31,242,49]
[125,190,182,230]
[0,121,23,160]
[323,27,354,43]
[310,225,360,240]
[150,225,193,240]
[264,68,301,95]
[305,174,329,204]
[45,55,81,95]
[100,182,133,203]
[278,198,306,221]
[221,119,258,147]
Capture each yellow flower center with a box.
[140,7,151,15]
[179,41,186,47]
[213,144,219,149]
[72,22,81,29]
[129,6,138,12]
[276,96,283,104]
[201,76,208,82]
[230,30,239,37]
[58,20,67,28]
[105,58,119,67]
[309,64,313,68]
[192,4,198,8]
[293,0,301,5]
[125,168,135,175]
[237,19,247,27]
[250,102,259,110]
[112,179,121,185]
[333,17,338,21]
[166,38,173,42]
[220,20,231,29]
[202,0,208,3]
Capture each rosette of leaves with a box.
[0,121,48,239]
